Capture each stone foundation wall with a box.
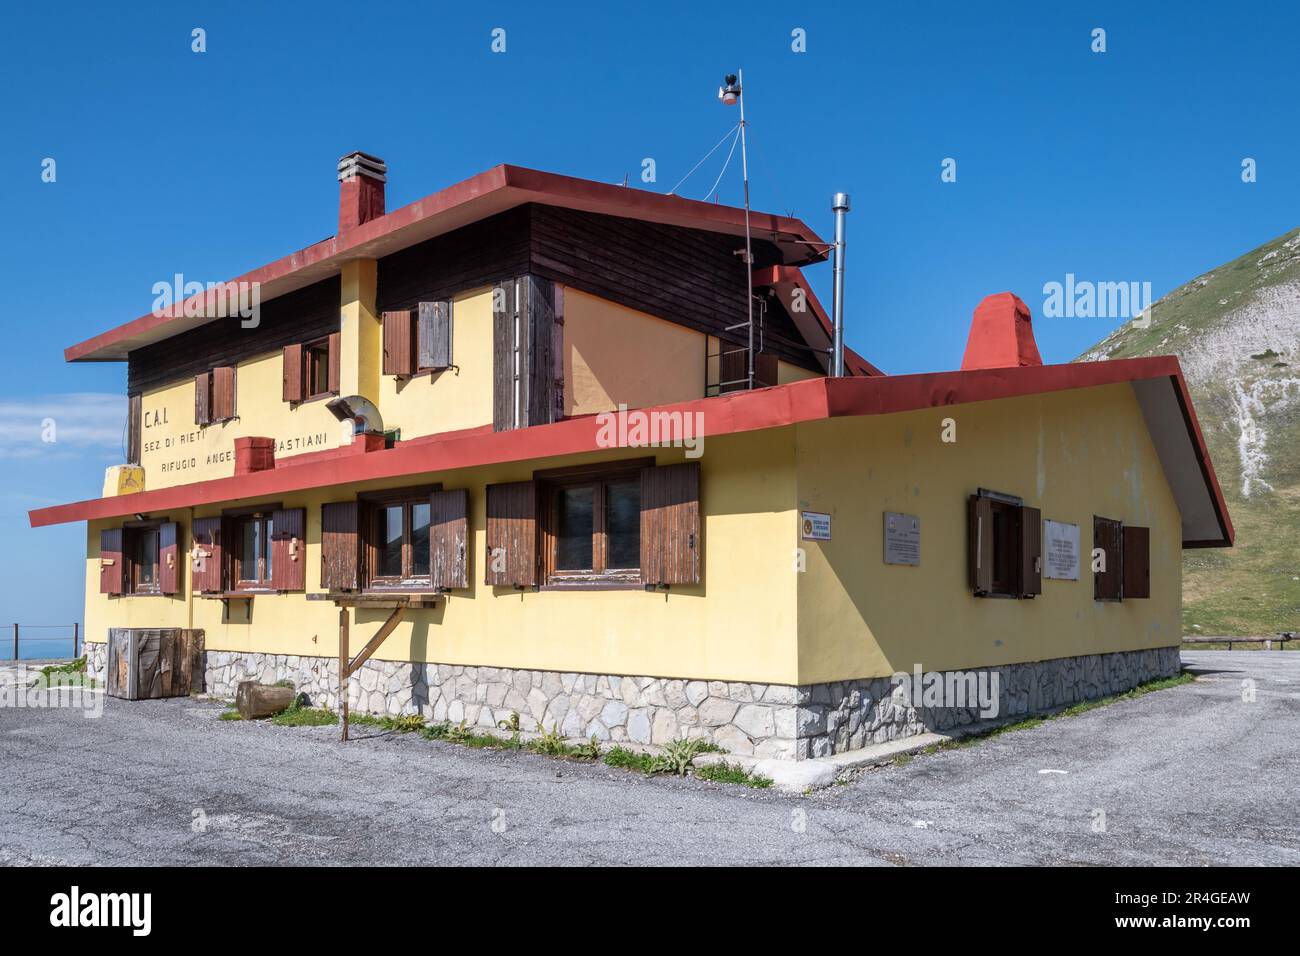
[82,641,1180,760]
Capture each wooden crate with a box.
[106,628,205,700]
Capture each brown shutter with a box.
[321,501,360,591]
[1123,525,1150,599]
[211,366,236,421]
[100,527,125,595]
[418,301,453,371]
[271,508,306,591]
[327,331,341,393]
[282,344,304,403]
[1093,516,1123,600]
[194,371,211,425]
[485,480,537,586]
[126,394,142,464]
[640,462,701,586]
[968,495,994,595]
[719,345,746,393]
[492,281,517,430]
[526,276,556,426]
[754,351,778,389]
[430,489,469,589]
[191,516,225,593]
[159,521,180,595]
[1019,505,1042,597]
[382,310,414,376]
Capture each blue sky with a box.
[1,0,1296,637]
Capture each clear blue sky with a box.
[1,0,1296,637]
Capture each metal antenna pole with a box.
[738,69,754,390]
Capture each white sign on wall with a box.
[801,511,832,541]
[883,511,921,566]
[1043,519,1080,581]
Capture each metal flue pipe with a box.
[831,192,850,376]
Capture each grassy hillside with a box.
[1078,227,1300,635]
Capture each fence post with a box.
[12,623,17,661]
[74,623,80,658]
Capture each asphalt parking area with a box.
[1,651,1296,865]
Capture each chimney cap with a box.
[338,151,388,183]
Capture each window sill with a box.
[541,578,644,592]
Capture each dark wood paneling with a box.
[376,207,531,312]
[128,276,341,394]
[529,205,818,370]
[100,527,124,595]
[126,393,142,464]
[1094,516,1124,600]
[1123,525,1150,598]
[382,310,414,376]
[1019,505,1041,597]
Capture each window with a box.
[130,526,161,594]
[234,513,275,589]
[1094,517,1151,601]
[100,522,179,596]
[195,366,236,425]
[382,300,453,378]
[362,488,435,589]
[283,334,340,404]
[968,490,1041,599]
[540,462,645,587]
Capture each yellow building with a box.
[31,153,1232,760]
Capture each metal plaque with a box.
[884,511,920,566]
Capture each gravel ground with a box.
[0,651,1296,866]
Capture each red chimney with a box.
[337,151,386,234]
[960,292,1043,370]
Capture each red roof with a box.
[29,357,1232,548]
[65,165,831,363]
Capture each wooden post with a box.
[339,607,349,742]
[73,623,80,658]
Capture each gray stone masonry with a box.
[81,641,1180,760]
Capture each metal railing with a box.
[5,623,81,661]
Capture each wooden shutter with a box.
[1093,516,1123,601]
[191,516,225,593]
[282,344,304,403]
[100,527,125,595]
[159,521,180,595]
[485,480,537,586]
[1123,525,1150,599]
[968,495,994,595]
[526,276,557,426]
[492,281,519,430]
[126,394,142,464]
[418,301,453,371]
[321,501,360,591]
[194,371,211,425]
[271,508,306,591]
[754,351,778,389]
[640,462,701,586]
[430,489,469,589]
[382,310,414,376]
[1019,505,1042,597]
[327,331,341,394]
[211,366,236,421]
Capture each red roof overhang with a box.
[29,357,1232,548]
[65,165,830,363]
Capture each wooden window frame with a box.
[303,336,333,401]
[969,489,1040,600]
[126,524,162,596]
[232,512,276,591]
[537,459,649,590]
[359,485,439,592]
[196,366,237,426]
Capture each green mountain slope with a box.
[1078,227,1300,635]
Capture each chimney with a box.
[960,292,1044,370]
[337,151,387,234]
